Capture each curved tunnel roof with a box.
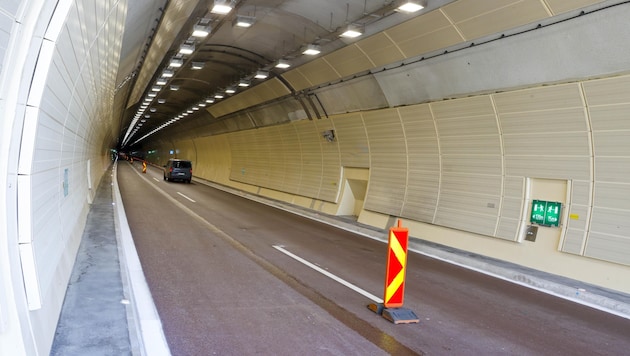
[117,0,608,150]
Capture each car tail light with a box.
[169,167,173,172]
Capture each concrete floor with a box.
[50,161,630,355]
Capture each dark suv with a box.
[163,159,192,183]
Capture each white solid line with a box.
[272,245,383,303]
[177,192,196,203]
[153,177,160,182]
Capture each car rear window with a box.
[173,161,191,168]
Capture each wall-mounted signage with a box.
[530,200,562,227]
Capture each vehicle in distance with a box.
[163,159,192,183]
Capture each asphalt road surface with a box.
[118,161,630,355]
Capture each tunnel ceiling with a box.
[115,0,461,149]
[115,0,608,150]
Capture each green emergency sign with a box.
[530,200,562,227]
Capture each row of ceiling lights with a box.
[125,0,426,146]
[126,0,260,146]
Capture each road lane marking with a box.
[153,177,160,182]
[177,192,196,202]
[273,245,383,303]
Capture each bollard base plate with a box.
[382,307,420,324]
[367,302,384,315]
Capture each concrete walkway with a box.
[50,167,133,355]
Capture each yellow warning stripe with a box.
[385,232,407,302]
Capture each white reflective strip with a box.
[177,192,196,203]
[273,245,383,303]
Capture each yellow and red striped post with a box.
[368,219,419,324]
[383,219,409,308]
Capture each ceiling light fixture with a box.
[214,93,224,99]
[205,98,215,104]
[169,58,183,68]
[340,24,363,38]
[225,86,236,94]
[158,99,166,104]
[302,44,321,55]
[211,0,233,14]
[238,79,250,87]
[156,78,167,85]
[151,85,162,92]
[192,24,211,38]
[275,59,291,69]
[254,70,269,79]
[397,0,425,12]
[162,69,174,78]
[234,15,255,28]
[179,43,195,55]
[170,85,179,91]
[191,62,205,70]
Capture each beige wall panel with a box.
[593,131,630,156]
[402,170,439,222]
[264,127,286,191]
[495,218,519,240]
[565,204,589,231]
[434,206,498,236]
[396,26,463,59]
[500,108,589,134]
[503,132,590,156]
[387,9,453,41]
[440,135,501,155]
[505,156,590,180]
[545,0,606,15]
[594,182,630,210]
[398,104,435,134]
[442,155,502,175]
[585,232,630,266]
[452,0,550,40]
[582,73,630,106]
[500,197,523,220]
[324,45,373,78]
[172,139,196,162]
[594,157,630,183]
[364,168,406,215]
[282,69,312,92]
[407,153,439,172]
[570,180,592,206]
[294,121,323,198]
[435,115,499,136]
[442,0,523,23]
[431,95,495,118]
[503,176,525,197]
[356,32,404,68]
[316,118,342,202]
[562,228,586,255]
[331,113,369,168]
[279,124,301,194]
[299,58,340,89]
[589,104,630,131]
[386,9,462,58]
[441,173,502,196]
[193,135,232,185]
[264,78,292,98]
[494,83,584,114]
[437,192,500,215]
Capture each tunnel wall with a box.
[1,1,126,354]
[150,2,630,294]
[157,72,630,295]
